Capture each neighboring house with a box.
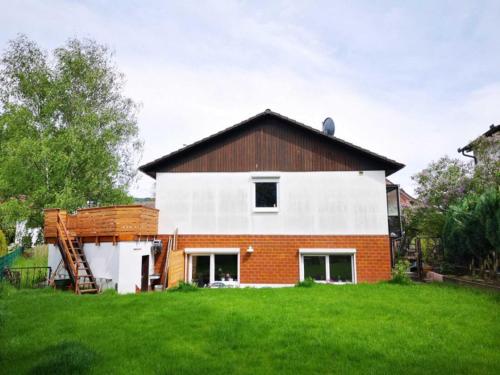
[140,110,404,287]
[458,124,499,164]
[399,187,416,209]
[45,110,405,292]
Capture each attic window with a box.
[253,177,279,212]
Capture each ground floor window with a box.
[186,249,240,287]
[215,254,238,282]
[300,249,356,284]
[329,255,352,282]
[191,255,210,287]
[304,256,326,280]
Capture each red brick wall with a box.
[159,235,391,285]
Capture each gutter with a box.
[457,146,477,165]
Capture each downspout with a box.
[457,147,477,165]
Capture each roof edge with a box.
[139,109,405,178]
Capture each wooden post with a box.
[416,238,424,280]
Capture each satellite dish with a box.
[322,117,335,136]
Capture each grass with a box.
[8,245,49,288]
[12,245,48,268]
[0,283,499,375]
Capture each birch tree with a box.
[0,35,142,240]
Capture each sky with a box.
[1,0,499,197]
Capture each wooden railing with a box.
[55,213,78,287]
[54,212,99,294]
[44,205,159,243]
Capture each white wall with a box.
[48,243,120,290]
[47,241,155,294]
[156,171,389,235]
[48,244,66,278]
[117,241,155,294]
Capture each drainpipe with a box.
[457,147,477,165]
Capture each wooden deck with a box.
[44,205,159,244]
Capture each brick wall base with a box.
[157,235,391,286]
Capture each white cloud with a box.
[2,0,500,197]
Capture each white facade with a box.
[48,240,155,294]
[155,171,389,235]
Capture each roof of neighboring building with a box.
[459,124,499,152]
[399,188,416,207]
[139,109,405,178]
[385,179,416,207]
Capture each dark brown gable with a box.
[140,111,404,177]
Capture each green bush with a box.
[442,188,499,278]
[21,235,33,250]
[0,230,8,256]
[170,281,198,292]
[295,277,316,288]
[390,260,412,284]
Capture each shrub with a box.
[170,281,198,292]
[21,235,33,250]
[296,277,316,288]
[0,230,8,256]
[442,188,499,278]
[390,260,412,284]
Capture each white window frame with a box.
[252,176,280,213]
[299,248,357,284]
[186,248,240,285]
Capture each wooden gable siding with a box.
[155,117,387,173]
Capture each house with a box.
[458,124,499,164]
[45,110,404,292]
[399,187,416,209]
[141,109,404,287]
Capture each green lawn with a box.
[0,283,498,375]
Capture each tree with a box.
[403,156,472,244]
[0,35,142,238]
[470,136,500,193]
[412,156,472,211]
[442,188,499,279]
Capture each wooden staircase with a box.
[55,213,98,294]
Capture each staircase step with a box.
[79,289,98,294]
[57,231,98,295]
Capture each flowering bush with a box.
[390,260,412,284]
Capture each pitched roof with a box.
[459,124,500,152]
[139,109,405,178]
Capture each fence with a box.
[3,266,52,288]
[0,247,24,274]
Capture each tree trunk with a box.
[490,251,497,281]
[479,257,485,279]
